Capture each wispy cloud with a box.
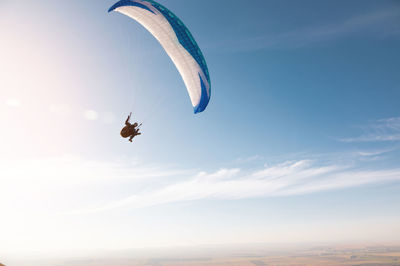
[356,148,396,157]
[3,154,399,216]
[69,159,400,214]
[235,155,264,164]
[214,8,400,52]
[340,117,400,142]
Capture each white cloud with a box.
[342,135,400,142]
[83,109,99,120]
[1,154,400,255]
[2,154,399,216]
[356,148,396,157]
[5,98,21,107]
[66,159,400,214]
[340,117,400,142]
[235,155,263,164]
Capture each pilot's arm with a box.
[125,113,132,126]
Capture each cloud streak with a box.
[340,117,400,142]
[3,154,399,216]
[70,159,400,214]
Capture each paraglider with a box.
[109,0,211,114]
[120,112,142,142]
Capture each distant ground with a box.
[3,245,400,266]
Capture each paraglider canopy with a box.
[109,0,211,114]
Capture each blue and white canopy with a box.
[109,0,211,114]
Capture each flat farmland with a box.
[3,245,400,266]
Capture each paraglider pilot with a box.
[120,112,141,142]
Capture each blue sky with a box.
[1,0,400,258]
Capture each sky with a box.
[1,0,400,260]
